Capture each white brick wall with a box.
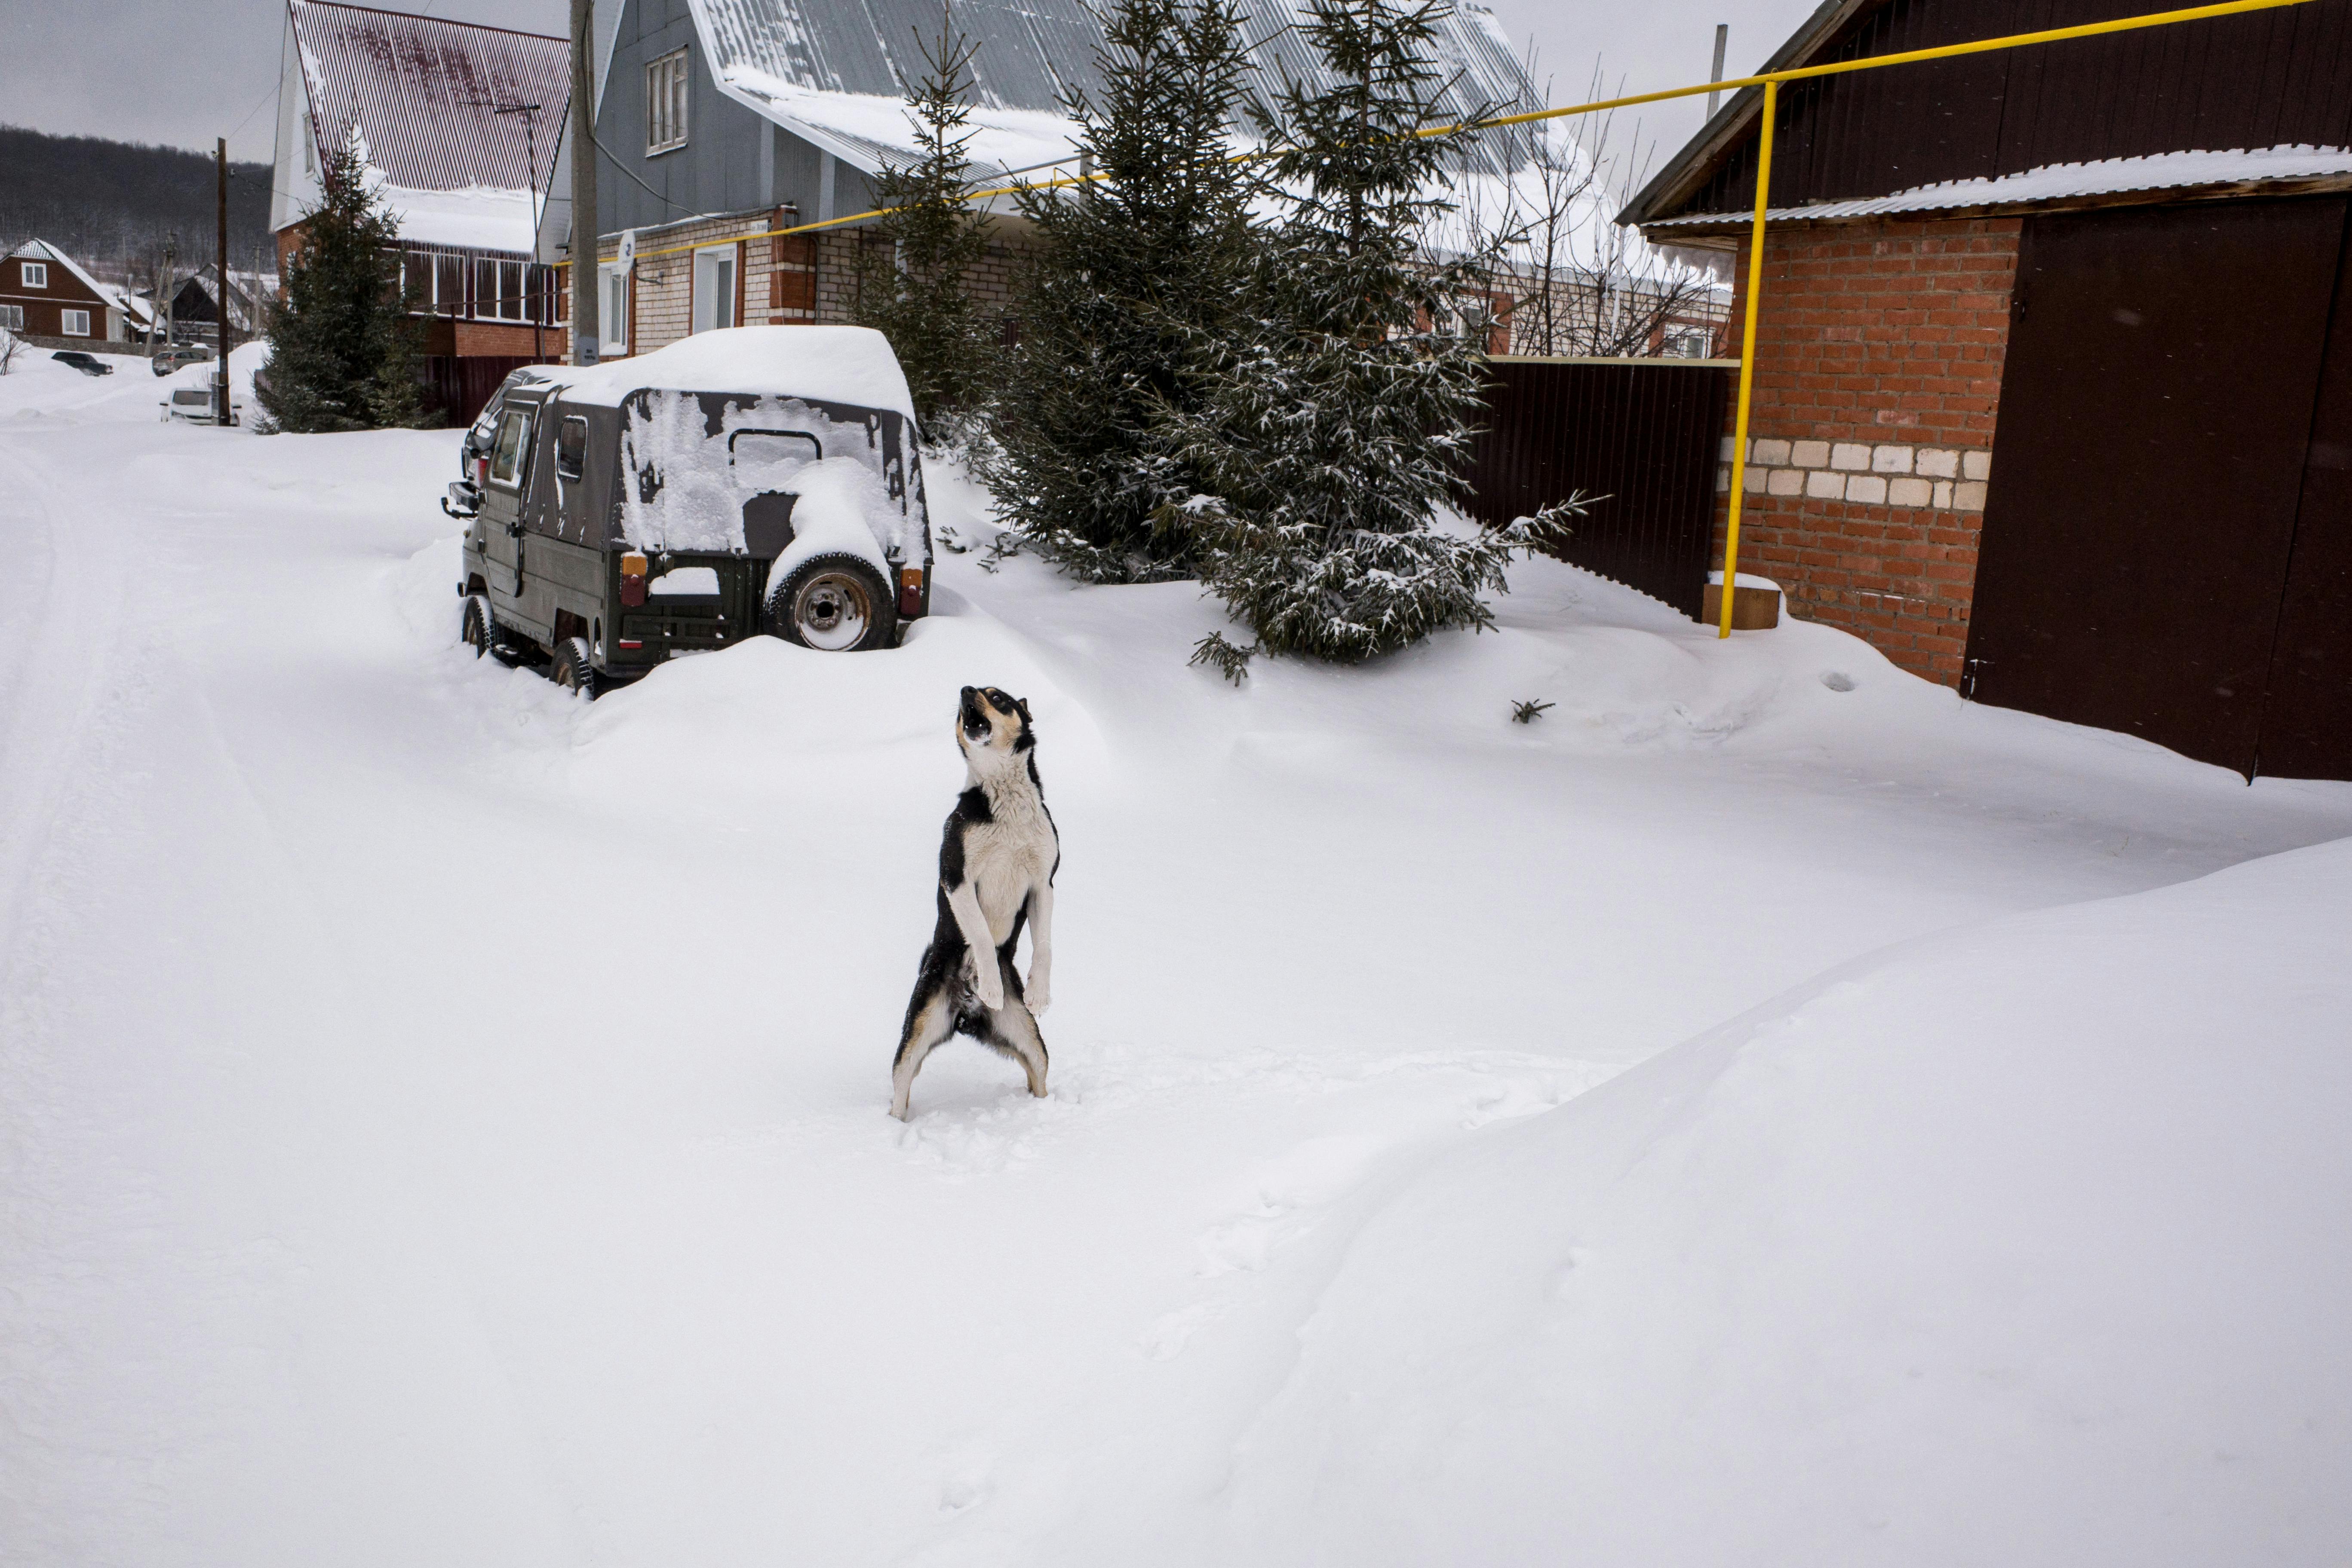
[1723,438,1993,511]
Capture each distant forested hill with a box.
[0,125,275,277]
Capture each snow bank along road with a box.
[4,360,2349,1565]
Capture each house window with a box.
[647,49,689,153]
[498,260,525,321]
[0,305,21,330]
[693,245,736,334]
[602,266,629,354]
[436,254,464,311]
[60,308,91,337]
[20,261,48,289]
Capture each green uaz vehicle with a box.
[448,327,934,696]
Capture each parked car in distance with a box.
[152,344,215,376]
[161,380,244,425]
[447,327,934,697]
[52,351,113,377]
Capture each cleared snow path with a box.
[3,368,2348,1565]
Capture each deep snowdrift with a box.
[1228,838,2352,1566]
[4,362,2349,1566]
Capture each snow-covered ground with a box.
[3,359,2348,1565]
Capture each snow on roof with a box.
[716,73,1087,185]
[5,240,119,308]
[1643,144,2352,230]
[547,326,916,420]
[375,183,542,252]
[687,0,1544,178]
[288,0,567,242]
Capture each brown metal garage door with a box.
[1963,197,2352,779]
[2258,218,2352,781]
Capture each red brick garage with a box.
[1621,0,2352,781]
[1707,217,2017,685]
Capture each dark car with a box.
[448,328,933,697]
[52,350,113,377]
[151,344,215,376]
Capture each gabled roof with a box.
[4,239,118,306]
[287,1,569,199]
[686,0,1544,178]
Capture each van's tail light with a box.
[473,455,489,488]
[620,551,648,607]
[898,565,925,618]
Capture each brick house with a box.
[565,0,1548,361]
[1619,0,2352,782]
[269,1,571,420]
[1,241,129,342]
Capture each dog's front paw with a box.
[1026,977,1052,1015]
[977,976,1006,1011]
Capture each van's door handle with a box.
[506,521,524,537]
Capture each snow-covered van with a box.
[447,328,933,696]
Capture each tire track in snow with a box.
[0,440,132,954]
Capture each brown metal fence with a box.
[1464,357,1735,620]
[424,353,561,427]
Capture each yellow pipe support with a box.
[555,0,2312,270]
[1428,0,2312,137]
[549,0,2308,649]
[1718,78,1777,640]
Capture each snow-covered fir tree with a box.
[852,15,996,436]
[258,136,432,433]
[1175,0,1571,673]
[982,0,1261,584]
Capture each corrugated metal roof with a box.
[687,0,1544,174]
[288,0,569,197]
[1643,144,2352,230]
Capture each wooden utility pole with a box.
[571,0,598,365]
[216,137,233,425]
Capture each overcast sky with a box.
[0,0,1819,173]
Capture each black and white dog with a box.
[890,686,1059,1120]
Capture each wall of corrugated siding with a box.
[1681,0,2352,215]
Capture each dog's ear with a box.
[1016,697,1032,724]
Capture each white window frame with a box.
[646,49,689,154]
[0,304,21,330]
[600,264,629,355]
[20,261,48,289]
[691,244,737,334]
[60,308,91,337]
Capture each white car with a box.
[161,381,243,425]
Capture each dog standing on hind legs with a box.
[890,686,1059,1120]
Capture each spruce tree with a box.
[1175,0,1570,673]
[852,15,995,435]
[982,0,1260,584]
[258,135,430,433]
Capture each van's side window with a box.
[489,407,534,489]
[556,415,587,482]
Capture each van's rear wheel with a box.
[768,554,897,652]
[461,594,496,658]
[552,636,599,699]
